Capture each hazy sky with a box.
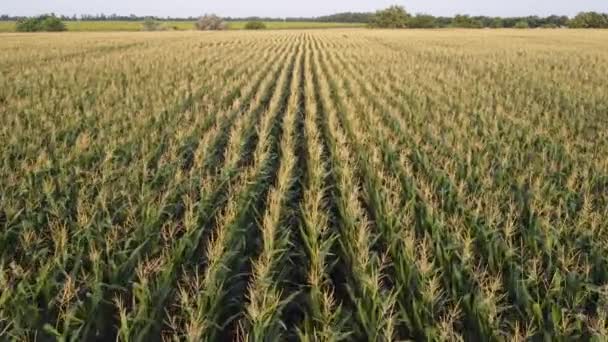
[4,0,607,18]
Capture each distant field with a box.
[0,21,15,32]
[0,20,364,32]
[66,21,194,31]
[227,21,365,29]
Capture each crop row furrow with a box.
[169,36,301,341]
[311,35,398,341]
[296,42,347,342]
[316,36,505,340]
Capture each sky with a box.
[3,0,607,18]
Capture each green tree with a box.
[490,18,504,28]
[452,15,483,28]
[515,20,530,29]
[409,14,437,28]
[569,12,608,28]
[16,14,66,32]
[244,21,266,30]
[369,5,410,28]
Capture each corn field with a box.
[1,29,608,341]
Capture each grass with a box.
[1,29,607,341]
[0,20,364,32]
[0,21,15,32]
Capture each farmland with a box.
[0,29,607,340]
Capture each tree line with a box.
[369,6,608,28]
[3,7,608,31]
